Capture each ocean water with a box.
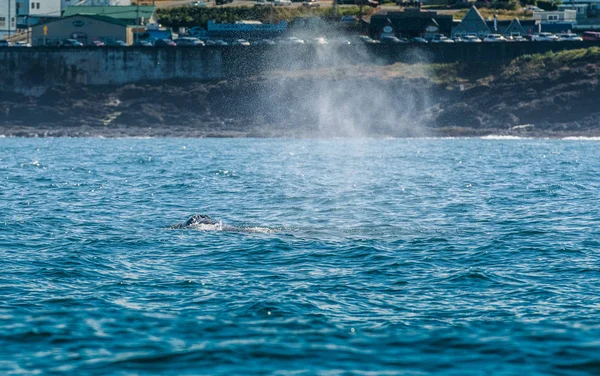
[2,138,600,375]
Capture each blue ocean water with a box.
[1,137,600,375]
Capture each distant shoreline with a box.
[1,48,598,138]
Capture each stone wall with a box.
[0,41,598,92]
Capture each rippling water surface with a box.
[2,138,600,374]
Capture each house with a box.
[533,10,577,32]
[533,9,577,23]
[0,0,17,38]
[485,18,537,37]
[451,6,490,38]
[62,5,155,25]
[31,14,134,45]
[66,0,131,5]
[558,4,589,19]
[16,0,61,28]
[369,9,455,39]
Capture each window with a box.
[31,2,35,9]
[548,14,559,21]
[37,3,40,9]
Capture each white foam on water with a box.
[562,137,600,141]
[480,135,532,140]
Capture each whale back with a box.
[171,214,217,229]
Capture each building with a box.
[451,6,491,38]
[369,9,455,39]
[534,9,577,22]
[31,14,133,45]
[0,0,17,38]
[485,18,537,37]
[533,10,577,33]
[66,0,131,5]
[62,5,155,25]
[16,0,61,28]
[558,4,589,19]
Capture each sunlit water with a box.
[2,138,600,374]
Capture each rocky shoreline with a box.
[1,51,599,138]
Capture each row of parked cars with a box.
[377,32,585,45]
[0,40,31,47]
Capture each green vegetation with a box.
[452,8,533,20]
[270,48,600,88]
[156,6,375,29]
[502,47,600,78]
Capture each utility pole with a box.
[8,0,12,37]
[359,1,364,32]
[332,0,337,17]
[135,0,140,44]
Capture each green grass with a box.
[502,47,600,78]
[157,6,375,29]
[452,8,533,20]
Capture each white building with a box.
[15,0,61,28]
[0,0,17,38]
[66,0,132,6]
[17,0,61,17]
[533,9,577,22]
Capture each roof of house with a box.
[32,14,130,29]
[62,6,156,23]
[453,6,491,35]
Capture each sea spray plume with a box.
[255,18,435,137]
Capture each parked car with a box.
[381,36,407,44]
[204,39,228,46]
[582,31,600,41]
[61,39,84,46]
[461,35,482,43]
[106,40,128,46]
[430,35,454,43]
[13,41,32,47]
[508,35,527,42]
[411,37,428,44]
[154,39,177,47]
[279,37,305,44]
[133,40,153,47]
[176,37,205,46]
[359,35,379,44]
[0,40,11,47]
[274,0,292,5]
[302,0,320,7]
[309,37,328,45]
[190,1,207,6]
[232,39,251,46]
[91,40,105,47]
[559,33,583,41]
[252,39,276,45]
[483,34,506,42]
[255,0,273,5]
[532,32,559,41]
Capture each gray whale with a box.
[171,214,217,229]
[170,214,274,234]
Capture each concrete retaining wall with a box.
[0,41,598,92]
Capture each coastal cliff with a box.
[1,48,599,137]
